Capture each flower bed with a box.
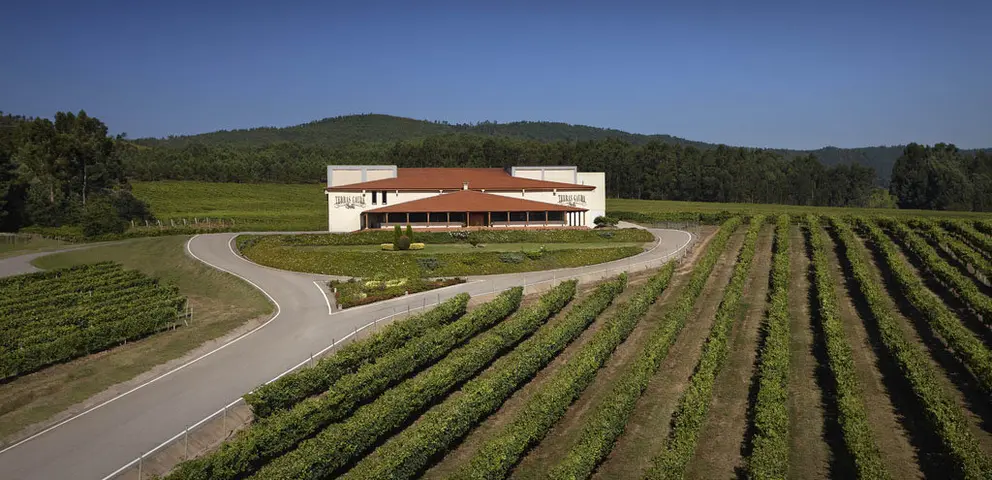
[330,277,466,309]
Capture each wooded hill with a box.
[134,113,984,182]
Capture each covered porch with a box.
[361,189,588,230]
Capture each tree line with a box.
[0,111,150,233]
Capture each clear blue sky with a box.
[2,0,990,149]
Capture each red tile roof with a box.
[364,190,587,213]
[326,168,595,192]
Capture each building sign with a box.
[558,194,586,206]
[334,195,366,209]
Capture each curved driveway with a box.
[0,228,692,480]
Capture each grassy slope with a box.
[132,181,326,231]
[0,236,72,259]
[0,236,271,443]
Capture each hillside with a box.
[134,113,952,180]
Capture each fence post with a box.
[184,425,189,459]
[138,455,142,479]
[223,405,228,434]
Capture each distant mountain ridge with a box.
[134,113,987,181]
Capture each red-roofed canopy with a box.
[365,189,586,214]
[327,168,595,192]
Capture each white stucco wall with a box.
[577,172,606,221]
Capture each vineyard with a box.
[0,262,188,381]
[158,214,992,479]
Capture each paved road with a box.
[0,228,692,480]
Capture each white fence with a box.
[104,226,698,480]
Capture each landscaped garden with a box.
[235,228,654,277]
[330,276,466,308]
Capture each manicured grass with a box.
[0,236,271,443]
[132,181,326,231]
[239,236,645,277]
[608,198,992,221]
[304,242,642,253]
[0,235,72,259]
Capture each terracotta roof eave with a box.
[326,185,595,192]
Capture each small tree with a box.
[593,215,619,228]
[405,224,414,242]
[393,225,402,244]
[396,235,411,250]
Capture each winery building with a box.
[325,165,606,232]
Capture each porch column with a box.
[427,212,431,228]
[487,211,491,227]
[406,212,410,225]
[446,211,450,227]
[525,211,529,227]
[545,211,548,227]
[466,211,469,228]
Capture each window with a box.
[371,191,377,205]
[381,191,388,205]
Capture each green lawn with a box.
[0,235,73,259]
[0,236,271,442]
[301,242,643,253]
[607,198,992,220]
[132,181,327,231]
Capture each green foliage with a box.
[238,237,643,277]
[405,224,414,241]
[257,282,578,479]
[940,220,992,258]
[80,198,128,237]
[244,294,468,418]
[890,143,987,211]
[274,228,655,246]
[548,216,743,479]
[855,218,992,394]
[646,216,764,479]
[880,218,992,322]
[0,262,185,380]
[396,235,411,250]
[807,215,889,479]
[330,277,465,309]
[167,289,521,480]
[593,215,619,228]
[830,217,992,479]
[394,224,402,244]
[910,219,992,282]
[746,214,791,478]
[454,270,676,480]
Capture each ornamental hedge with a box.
[166,288,521,480]
[807,215,889,479]
[831,217,992,479]
[548,216,743,479]
[646,215,764,479]
[244,293,469,418]
[855,218,992,395]
[255,281,582,479]
[746,214,792,478]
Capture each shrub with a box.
[593,215,619,228]
[523,246,546,260]
[396,235,411,250]
[394,225,402,244]
[380,243,395,251]
[410,242,425,250]
[598,231,615,239]
[448,231,470,241]
[499,252,526,264]
[81,198,128,237]
[417,257,440,271]
[405,224,414,241]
